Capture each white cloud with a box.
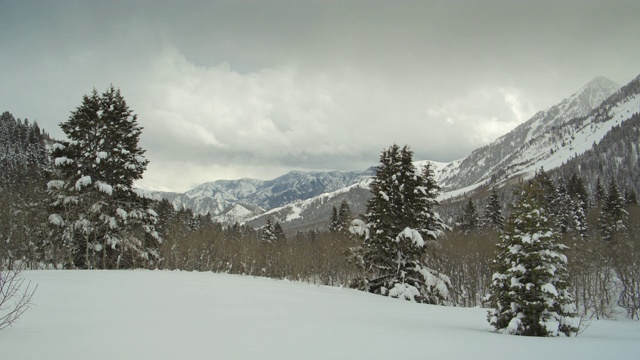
[126,47,545,191]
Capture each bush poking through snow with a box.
[0,268,37,330]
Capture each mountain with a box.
[436,76,621,191]
[246,75,640,231]
[144,168,375,222]
[149,74,640,231]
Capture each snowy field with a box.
[2,271,639,360]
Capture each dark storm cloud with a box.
[1,0,639,191]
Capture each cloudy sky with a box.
[1,1,639,192]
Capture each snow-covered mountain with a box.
[436,76,621,190]
[149,74,640,230]
[144,168,375,223]
[245,75,640,230]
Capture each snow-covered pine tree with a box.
[261,218,275,243]
[598,180,628,241]
[47,86,160,269]
[481,187,505,232]
[487,178,578,337]
[362,144,449,304]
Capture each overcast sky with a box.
[1,1,639,192]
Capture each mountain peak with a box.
[575,76,620,109]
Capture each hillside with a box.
[3,271,638,360]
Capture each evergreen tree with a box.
[487,179,578,337]
[598,180,627,241]
[261,218,276,243]
[273,221,286,241]
[594,177,606,207]
[361,144,449,304]
[328,206,340,233]
[337,200,352,233]
[532,168,555,208]
[549,177,574,234]
[624,187,638,207]
[458,198,479,234]
[481,188,505,232]
[567,173,589,213]
[47,86,160,269]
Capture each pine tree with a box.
[487,179,578,337]
[624,187,638,207]
[594,177,606,207]
[567,173,589,213]
[550,177,574,234]
[337,200,352,233]
[598,180,627,241]
[361,145,449,304]
[273,221,286,241]
[47,86,160,269]
[261,218,276,243]
[328,206,340,233]
[481,188,505,232]
[458,198,479,234]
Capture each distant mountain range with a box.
[145,73,640,232]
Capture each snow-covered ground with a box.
[2,271,638,360]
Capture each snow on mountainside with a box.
[144,168,375,222]
[247,160,462,231]
[245,179,373,232]
[437,76,621,190]
[147,74,640,230]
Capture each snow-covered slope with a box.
[245,179,373,232]
[437,76,621,190]
[4,271,638,360]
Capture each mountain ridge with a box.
[146,74,640,231]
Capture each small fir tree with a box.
[337,200,352,233]
[594,177,606,207]
[598,181,627,241]
[481,188,505,232]
[487,179,578,337]
[458,198,479,234]
[567,173,590,213]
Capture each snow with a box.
[96,181,113,195]
[541,283,559,296]
[3,271,638,360]
[388,282,421,301]
[285,202,303,221]
[54,156,73,166]
[396,227,425,247]
[75,175,92,190]
[48,214,64,226]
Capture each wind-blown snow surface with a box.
[3,271,638,360]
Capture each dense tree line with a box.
[0,112,51,269]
